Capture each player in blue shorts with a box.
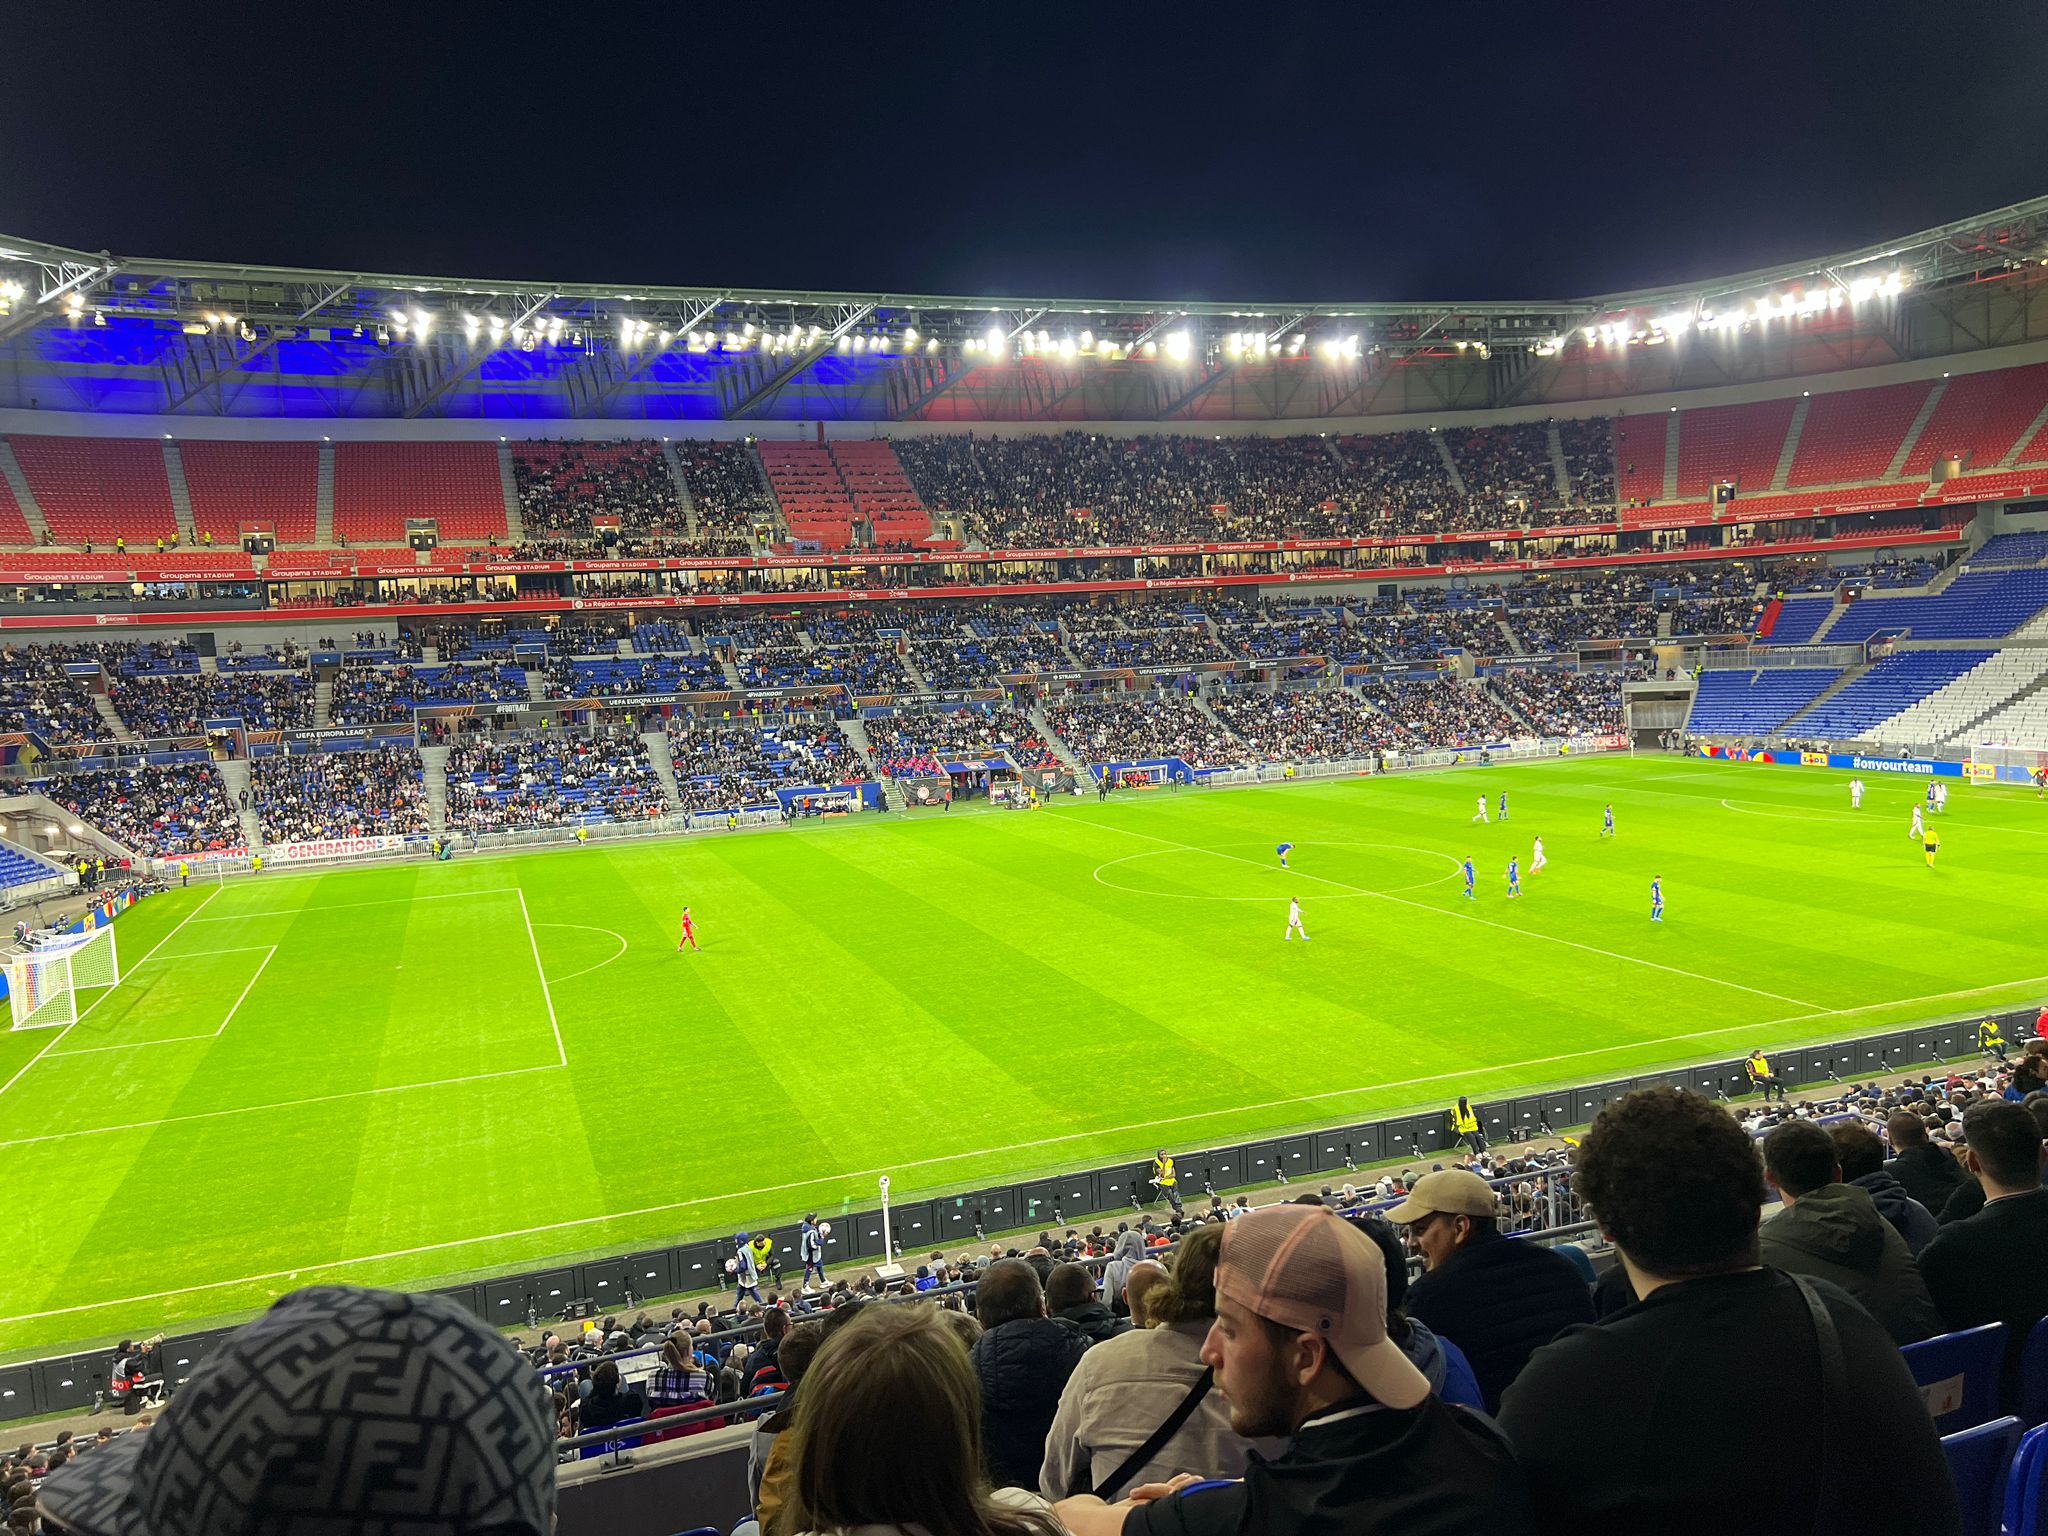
[1505,855,1521,898]
[1276,841,1294,870]
[1499,790,1510,822]
[1601,803,1615,839]
[1650,875,1664,922]
[1462,856,1476,900]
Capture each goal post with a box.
[8,924,121,1031]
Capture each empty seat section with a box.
[333,442,506,544]
[1865,649,2048,745]
[1965,532,2048,569]
[1905,363,2048,476]
[0,469,29,544]
[1685,669,1842,733]
[1786,382,1931,487]
[1674,399,1797,498]
[1791,651,1996,738]
[1613,415,1669,504]
[830,441,928,541]
[758,443,856,550]
[10,436,178,544]
[1762,596,1836,645]
[1824,569,2048,643]
[180,441,319,544]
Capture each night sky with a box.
[5,0,2046,302]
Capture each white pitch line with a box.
[1053,811,1827,1011]
[9,965,2047,1328]
[534,923,630,984]
[47,946,278,1057]
[187,888,522,921]
[0,886,221,1102]
[518,888,566,1067]
[0,1062,566,1150]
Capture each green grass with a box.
[3,753,2044,1358]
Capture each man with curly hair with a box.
[1497,1087,1957,1536]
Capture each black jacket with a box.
[1128,1395,1530,1536]
[1407,1232,1594,1411]
[970,1316,1091,1489]
[1052,1298,1131,1344]
[1920,1188,2048,1409]
[1499,1269,1959,1536]
[1886,1143,1968,1215]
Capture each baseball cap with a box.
[1384,1168,1499,1224]
[41,1285,556,1536]
[1215,1204,1429,1411]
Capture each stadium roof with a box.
[2,197,2045,424]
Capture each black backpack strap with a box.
[1791,1275,1848,1530]
[1087,1367,1215,1502]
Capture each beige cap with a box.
[1385,1168,1499,1223]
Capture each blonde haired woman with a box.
[778,1304,1059,1536]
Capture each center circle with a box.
[1093,841,1461,903]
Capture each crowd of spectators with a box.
[106,669,313,734]
[42,762,241,856]
[1043,697,1250,769]
[445,728,668,830]
[665,721,866,813]
[867,707,1056,777]
[1354,675,1524,748]
[252,746,429,843]
[330,661,529,725]
[1486,668,1627,736]
[677,439,776,553]
[1209,687,1412,761]
[512,440,680,544]
[0,645,108,740]
[1554,417,1616,505]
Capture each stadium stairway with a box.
[420,745,449,838]
[1430,432,1468,496]
[718,650,744,690]
[525,670,545,703]
[658,441,700,541]
[1861,649,2048,746]
[1773,663,1867,724]
[1886,379,1949,479]
[639,732,680,810]
[497,444,524,544]
[196,653,217,675]
[162,441,198,545]
[1029,704,1092,783]
[1188,691,1235,737]
[218,759,263,852]
[2001,393,2048,468]
[835,716,885,785]
[1494,616,1526,655]
[1768,397,1809,491]
[0,439,50,541]
[312,672,334,728]
[897,648,933,691]
[92,692,134,744]
[314,444,336,544]
[1545,423,1572,500]
[1483,679,1538,734]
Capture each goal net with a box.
[9,925,121,1031]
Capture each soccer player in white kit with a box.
[1531,836,1547,874]
[1284,896,1310,941]
[1935,782,1949,814]
[1850,777,1864,808]
[1909,803,1924,840]
[1473,795,1489,823]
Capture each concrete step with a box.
[661,440,699,539]
[313,676,334,729]
[498,442,525,544]
[315,443,336,544]
[162,440,199,544]
[1431,431,1467,496]
[2002,392,2048,469]
[1028,703,1090,781]
[91,692,135,744]
[0,440,51,542]
[1546,421,1571,500]
[216,757,264,853]
[420,743,450,839]
[1769,397,1809,492]
[1495,616,1525,656]
[1888,378,1949,479]
[641,731,681,812]
[1662,411,1682,502]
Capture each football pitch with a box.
[3,752,2045,1358]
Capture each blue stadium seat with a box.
[1904,1323,2008,1433]
[1790,650,1995,737]
[2019,1316,2048,1426]
[1686,668,1842,734]
[1943,1415,2020,1536]
[2005,1422,2048,1536]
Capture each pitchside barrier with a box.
[0,1002,2023,1428]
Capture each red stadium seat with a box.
[10,435,180,544]
[180,441,319,545]
[333,442,507,544]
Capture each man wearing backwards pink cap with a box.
[1053,1203,1529,1536]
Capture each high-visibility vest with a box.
[1153,1156,1176,1188]
[1452,1105,1480,1134]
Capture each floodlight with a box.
[985,325,1005,352]
[1059,337,1077,359]
[411,308,432,335]
[903,326,917,343]
[1164,331,1191,362]
[1079,330,1094,348]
